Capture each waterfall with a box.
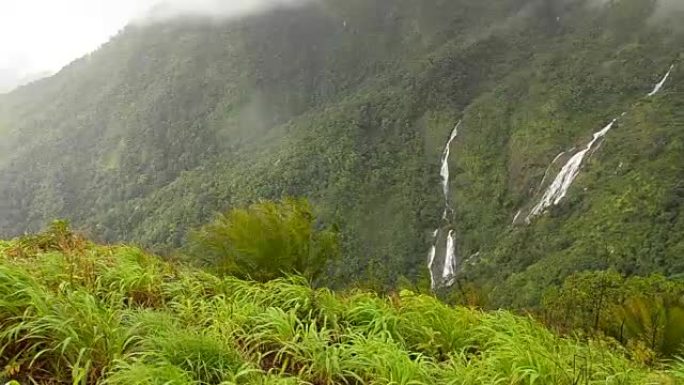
[427,245,436,279]
[442,230,457,286]
[527,119,616,222]
[427,121,461,289]
[512,210,522,224]
[522,63,675,222]
[426,229,438,281]
[537,151,566,192]
[440,123,460,198]
[648,65,674,97]
[516,150,567,224]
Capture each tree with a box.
[189,198,339,283]
[542,270,684,359]
[617,296,684,359]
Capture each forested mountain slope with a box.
[0,0,683,302]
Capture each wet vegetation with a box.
[1,223,684,384]
[1,0,683,297]
[1,0,684,381]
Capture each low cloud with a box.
[581,0,684,29]
[651,0,684,24]
[138,0,313,22]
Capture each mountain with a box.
[0,69,51,94]
[1,0,683,304]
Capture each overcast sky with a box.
[3,0,677,93]
[1,1,156,76]
[0,0,306,92]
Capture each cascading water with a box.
[442,230,457,286]
[427,229,438,279]
[648,64,674,97]
[512,210,522,224]
[513,151,567,224]
[526,119,616,222]
[539,151,567,189]
[427,121,461,289]
[441,124,460,199]
[427,245,436,283]
[524,63,675,222]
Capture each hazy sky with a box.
[0,1,156,76]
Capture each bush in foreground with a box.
[0,229,682,384]
[189,198,339,284]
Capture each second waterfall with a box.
[427,121,461,290]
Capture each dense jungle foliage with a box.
[1,0,684,308]
[1,225,684,384]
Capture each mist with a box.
[138,0,313,22]
[0,0,315,90]
[0,68,23,94]
[651,0,684,25]
[0,70,51,94]
[583,0,684,14]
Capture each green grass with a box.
[0,232,681,384]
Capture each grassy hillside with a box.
[0,226,682,384]
[1,0,683,302]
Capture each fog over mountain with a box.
[5,0,684,383]
[0,0,311,91]
[1,0,684,323]
[0,70,50,94]
[0,68,25,94]
[139,0,312,22]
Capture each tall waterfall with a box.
[524,63,675,222]
[648,65,674,97]
[441,124,460,199]
[538,151,567,190]
[428,121,461,289]
[442,230,457,286]
[526,120,616,222]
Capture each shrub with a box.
[189,198,339,283]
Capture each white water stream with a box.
[648,65,674,97]
[428,121,461,289]
[527,119,616,221]
[442,230,457,286]
[524,63,675,222]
